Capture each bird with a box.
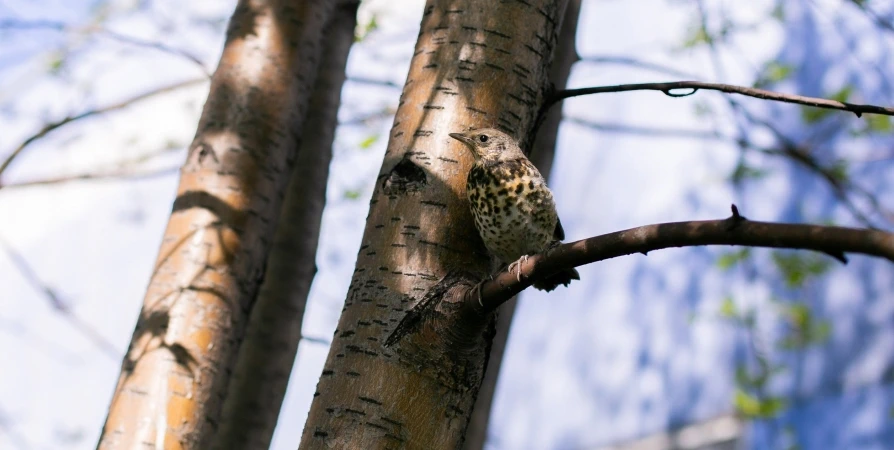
[448,127,580,293]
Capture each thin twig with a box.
[547,81,894,117]
[0,77,205,181]
[0,19,210,76]
[732,103,888,227]
[687,4,891,228]
[563,116,727,141]
[0,165,180,190]
[579,55,698,79]
[471,205,894,312]
[0,235,121,359]
[846,0,894,33]
[346,76,402,89]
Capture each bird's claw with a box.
[475,281,485,308]
[507,255,529,281]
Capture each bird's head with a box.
[448,128,522,161]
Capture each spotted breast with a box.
[467,158,559,265]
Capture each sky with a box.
[1,0,893,449]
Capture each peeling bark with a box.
[98,0,335,448]
[299,1,570,448]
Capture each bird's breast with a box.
[466,161,557,262]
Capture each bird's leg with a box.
[506,255,529,281]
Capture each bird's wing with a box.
[554,216,565,241]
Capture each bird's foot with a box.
[507,255,529,281]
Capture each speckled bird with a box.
[449,128,580,291]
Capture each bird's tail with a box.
[532,267,580,292]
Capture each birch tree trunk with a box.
[98,0,335,447]
[300,1,570,448]
[210,3,359,449]
[461,1,581,447]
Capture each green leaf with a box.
[730,162,768,183]
[830,85,854,103]
[358,134,379,150]
[802,85,853,123]
[828,160,849,183]
[866,115,892,133]
[717,248,752,270]
[733,389,787,418]
[772,252,833,288]
[355,14,379,42]
[809,321,832,344]
[343,189,362,200]
[778,303,832,349]
[682,25,712,48]
[771,4,785,21]
[754,62,794,88]
[47,50,66,75]
[786,303,811,330]
[719,297,738,319]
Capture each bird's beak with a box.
[448,132,474,148]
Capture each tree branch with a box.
[346,76,402,89]
[846,0,894,33]
[563,116,727,141]
[547,81,894,118]
[0,165,179,190]
[0,77,205,181]
[0,235,120,359]
[578,55,698,79]
[0,19,210,76]
[468,205,894,313]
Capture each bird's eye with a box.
[478,135,488,143]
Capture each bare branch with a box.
[548,81,894,118]
[563,116,727,141]
[0,165,179,190]
[846,0,894,33]
[579,55,698,79]
[0,235,120,359]
[470,205,894,312]
[0,19,210,76]
[730,103,891,226]
[346,76,402,89]
[0,77,205,181]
